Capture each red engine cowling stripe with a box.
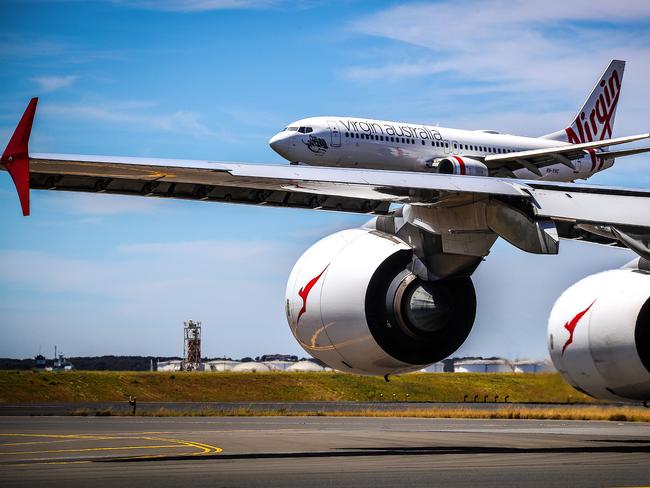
[452,156,466,175]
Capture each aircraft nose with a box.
[269,132,291,158]
[269,132,283,149]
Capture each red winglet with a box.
[2,98,38,216]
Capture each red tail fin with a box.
[1,98,37,216]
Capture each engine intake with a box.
[548,267,650,403]
[285,229,476,375]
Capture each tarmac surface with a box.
[1,415,649,487]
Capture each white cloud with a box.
[114,0,276,11]
[40,191,163,217]
[41,100,214,137]
[0,239,305,357]
[346,0,650,96]
[30,75,78,92]
[26,0,301,12]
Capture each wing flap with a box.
[526,184,650,228]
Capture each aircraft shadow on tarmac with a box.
[99,442,650,463]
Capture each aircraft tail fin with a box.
[542,60,625,143]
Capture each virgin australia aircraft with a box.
[270,60,649,181]
[2,60,650,404]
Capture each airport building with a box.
[419,362,445,373]
[453,359,513,373]
[286,360,326,372]
[512,359,555,373]
[157,360,184,372]
[204,360,240,372]
[230,362,272,373]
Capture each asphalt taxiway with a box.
[0,416,648,487]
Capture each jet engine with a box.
[285,228,476,376]
[547,264,650,403]
[434,156,489,177]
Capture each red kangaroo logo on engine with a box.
[562,300,596,356]
[297,265,329,324]
[565,70,621,145]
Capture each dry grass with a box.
[69,406,650,422]
[0,370,594,404]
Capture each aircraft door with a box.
[443,140,451,154]
[451,141,460,155]
[327,120,341,147]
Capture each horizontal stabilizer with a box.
[597,146,650,159]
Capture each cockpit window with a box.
[287,126,299,131]
[298,126,313,133]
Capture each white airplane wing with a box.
[27,152,528,214]
[484,132,650,176]
[19,153,650,253]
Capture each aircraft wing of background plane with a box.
[484,132,650,176]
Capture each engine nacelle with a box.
[285,229,476,376]
[548,267,650,403]
[434,157,489,177]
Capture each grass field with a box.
[0,370,595,404]
[70,406,650,422]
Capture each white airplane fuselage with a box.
[269,116,613,182]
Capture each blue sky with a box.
[1,0,649,360]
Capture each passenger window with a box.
[355,133,359,138]
[421,140,425,145]
[345,132,349,137]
